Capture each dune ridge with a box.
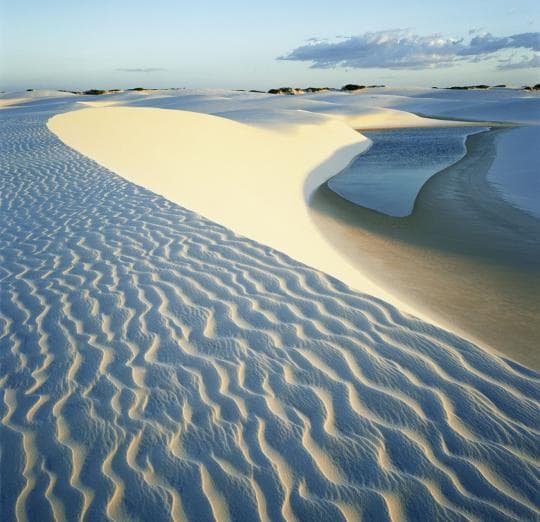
[1,99,539,520]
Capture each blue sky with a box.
[0,0,538,90]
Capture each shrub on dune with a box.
[267,87,304,95]
[83,89,107,95]
[304,86,329,92]
[341,84,366,91]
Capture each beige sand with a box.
[0,98,27,108]
[327,107,481,130]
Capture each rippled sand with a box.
[0,100,539,521]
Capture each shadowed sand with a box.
[310,127,540,370]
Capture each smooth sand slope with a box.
[1,97,539,521]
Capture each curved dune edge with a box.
[327,107,480,130]
[49,106,474,331]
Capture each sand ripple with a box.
[1,105,539,521]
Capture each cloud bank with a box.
[279,30,540,70]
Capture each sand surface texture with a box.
[1,93,539,520]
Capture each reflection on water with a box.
[328,126,486,217]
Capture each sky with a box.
[0,0,538,91]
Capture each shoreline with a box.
[310,127,540,370]
[328,125,488,217]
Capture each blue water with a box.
[328,127,486,217]
[488,125,540,219]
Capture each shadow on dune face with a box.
[308,128,540,370]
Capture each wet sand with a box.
[310,127,540,371]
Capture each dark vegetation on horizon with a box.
[263,83,538,95]
[266,84,386,95]
[55,87,170,95]
[432,84,540,91]
[18,84,540,97]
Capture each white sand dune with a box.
[0,98,28,108]
[48,108,383,296]
[1,92,539,520]
[49,104,469,327]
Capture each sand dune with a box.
[49,104,470,328]
[0,93,538,521]
[0,90,77,109]
[48,93,537,364]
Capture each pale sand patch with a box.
[76,100,124,108]
[332,107,477,130]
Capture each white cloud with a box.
[279,30,540,70]
[459,32,540,56]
